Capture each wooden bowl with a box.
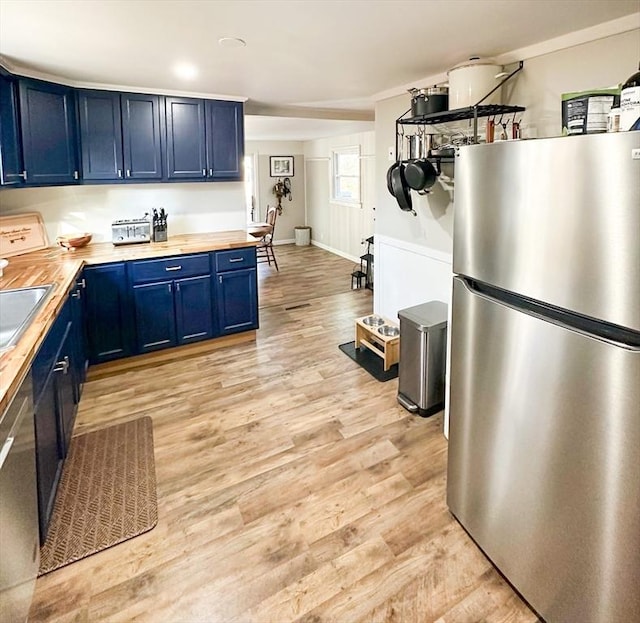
[56,233,92,251]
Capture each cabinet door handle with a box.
[176,282,180,292]
[118,169,123,178]
[168,283,172,293]
[71,290,81,299]
[202,169,206,177]
[74,171,79,180]
[19,170,27,180]
[165,266,182,271]
[228,258,244,263]
[79,278,86,289]
[219,276,222,284]
[209,168,213,177]
[126,169,131,178]
[54,356,70,374]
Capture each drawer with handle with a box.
[130,254,210,284]
[214,247,257,273]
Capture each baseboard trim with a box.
[310,240,360,264]
[88,331,256,379]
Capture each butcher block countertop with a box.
[0,231,258,414]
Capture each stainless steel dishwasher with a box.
[0,372,40,622]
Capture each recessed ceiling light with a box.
[218,37,246,48]
[174,62,198,80]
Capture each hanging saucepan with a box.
[408,86,449,117]
[404,159,438,193]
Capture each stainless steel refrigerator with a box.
[447,131,640,622]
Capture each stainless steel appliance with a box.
[447,132,640,622]
[0,372,40,622]
[111,218,151,245]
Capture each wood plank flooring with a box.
[29,244,538,623]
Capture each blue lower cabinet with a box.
[84,263,133,364]
[133,281,176,353]
[175,275,213,344]
[215,268,258,335]
[34,369,63,541]
[133,275,213,352]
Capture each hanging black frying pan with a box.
[390,162,413,212]
[386,161,399,195]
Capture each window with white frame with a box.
[332,146,360,204]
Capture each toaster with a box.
[111,218,151,245]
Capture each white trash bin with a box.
[294,226,311,246]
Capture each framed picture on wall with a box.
[270,156,294,177]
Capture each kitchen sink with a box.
[0,285,54,352]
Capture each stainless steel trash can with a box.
[397,301,448,417]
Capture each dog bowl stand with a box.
[355,315,400,371]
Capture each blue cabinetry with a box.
[133,281,176,352]
[18,78,79,185]
[77,90,124,181]
[0,72,24,185]
[206,100,244,181]
[32,297,80,541]
[121,93,163,180]
[164,97,207,180]
[69,274,88,400]
[84,263,133,364]
[130,254,213,353]
[164,97,243,181]
[175,275,213,344]
[213,248,258,335]
[78,91,163,182]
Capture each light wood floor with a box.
[29,244,538,623]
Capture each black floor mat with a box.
[338,341,398,382]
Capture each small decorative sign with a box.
[0,212,49,257]
[270,156,294,177]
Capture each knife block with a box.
[153,226,167,242]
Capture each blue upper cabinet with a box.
[77,90,124,181]
[165,97,207,180]
[121,93,163,180]
[18,78,79,185]
[0,73,24,186]
[206,100,244,181]
[164,97,243,182]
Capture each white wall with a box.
[303,131,375,262]
[0,182,245,244]
[245,141,306,243]
[374,27,640,322]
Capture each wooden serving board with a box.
[0,212,49,257]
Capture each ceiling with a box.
[1,0,638,140]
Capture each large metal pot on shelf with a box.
[408,86,449,117]
[447,57,503,109]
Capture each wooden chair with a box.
[256,206,279,271]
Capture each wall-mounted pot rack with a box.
[395,60,525,162]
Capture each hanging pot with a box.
[447,57,503,109]
[409,86,449,117]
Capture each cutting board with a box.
[0,212,49,257]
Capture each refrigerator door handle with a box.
[462,277,640,351]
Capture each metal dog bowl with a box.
[378,325,400,337]
[362,315,385,327]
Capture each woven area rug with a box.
[339,341,399,382]
[39,417,158,576]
